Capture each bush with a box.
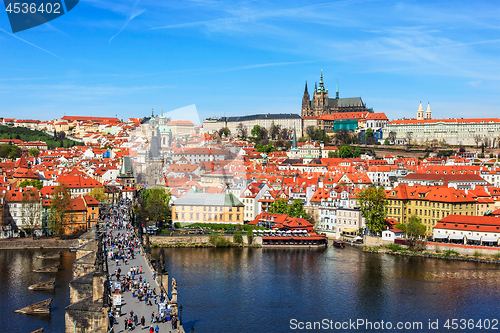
[385,243,402,252]
[473,251,482,258]
[233,231,243,244]
[214,236,230,247]
[208,235,218,245]
[442,249,460,257]
[490,252,500,259]
[247,231,254,245]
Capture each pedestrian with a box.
[124,318,128,331]
[141,316,145,329]
[155,325,159,333]
[151,312,154,323]
[140,266,143,274]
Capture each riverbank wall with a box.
[151,234,255,246]
[0,238,78,250]
[425,242,500,256]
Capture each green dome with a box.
[158,125,172,133]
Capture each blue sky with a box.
[1,0,499,123]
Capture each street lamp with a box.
[179,305,183,325]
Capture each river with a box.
[153,246,500,333]
[0,249,75,333]
[1,246,500,332]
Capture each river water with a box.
[0,249,75,333]
[2,246,500,333]
[153,246,500,333]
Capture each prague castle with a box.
[301,71,369,117]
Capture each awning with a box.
[342,228,358,233]
[433,233,449,239]
[482,237,499,243]
[449,234,464,240]
[466,235,481,241]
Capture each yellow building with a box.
[386,184,476,235]
[172,191,244,225]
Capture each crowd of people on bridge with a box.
[103,199,180,332]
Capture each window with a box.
[237,207,240,212]
[190,213,193,219]
[175,213,179,219]
[229,214,232,220]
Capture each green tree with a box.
[49,183,72,236]
[357,187,388,234]
[406,215,426,238]
[18,179,43,190]
[339,145,352,158]
[21,188,41,236]
[268,198,288,214]
[141,188,172,227]
[323,134,330,145]
[247,230,254,245]
[233,230,243,244]
[365,128,374,144]
[287,199,309,219]
[353,147,361,158]
[394,223,407,234]
[251,125,261,139]
[383,139,390,145]
[218,127,231,138]
[328,151,335,158]
[89,187,108,203]
[269,199,310,220]
[29,148,40,157]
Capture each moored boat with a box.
[332,240,345,248]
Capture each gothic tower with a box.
[301,81,311,117]
[313,70,328,116]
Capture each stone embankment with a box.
[0,238,77,250]
[150,234,257,247]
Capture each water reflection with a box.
[0,249,75,333]
[152,246,500,333]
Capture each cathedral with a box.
[301,71,369,117]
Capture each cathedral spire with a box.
[304,81,308,95]
[314,82,317,93]
[152,108,154,117]
[336,80,339,100]
[317,69,326,93]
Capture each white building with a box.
[203,113,304,138]
[384,103,500,146]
